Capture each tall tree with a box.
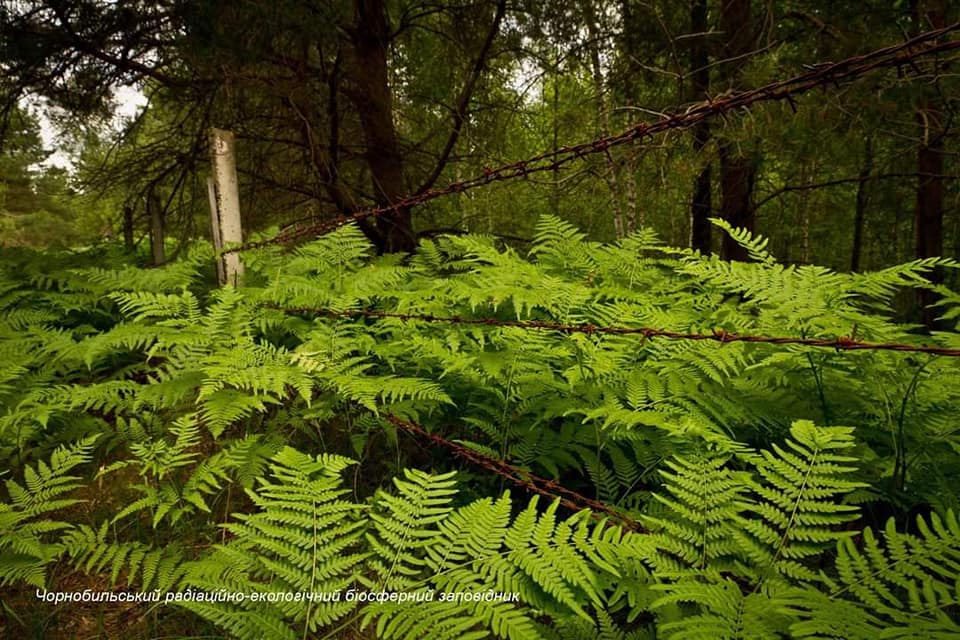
[347,0,414,252]
[850,137,873,273]
[689,0,712,253]
[581,0,625,237]
[912,0,948,327]
[0,107,47,217]
[718,0,758,261]
[0,106,83,247]
[1,0,509,253]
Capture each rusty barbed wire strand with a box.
[275,305,960,357]
[226,23,960,254]
[383,413,643,531]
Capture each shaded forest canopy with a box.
[2,0,959,277]
[2,2,960,639]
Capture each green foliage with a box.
[0,436,99,587]
[787,510,960,639]
[636,421,863,639]
[0,220,958,638]
[0,106,116,248]
[62,522,187,593]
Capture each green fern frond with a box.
[61,522,186,591]
[76,259,202,294]
[643,452,752,575]
[0,436,98,587]
[368,468,459,590]
[179,447,366,637]
[708,218,776,265]
[652,579,791,640]
[743,421,865,582]
[110,289,202,323]
[787,510,960,639]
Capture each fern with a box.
[642,453,752,576]
[62,522,186,592]
[175,452,621,640]
[180,447,367,637]
[364,483,613,639]
[1,219,959,640]
[742,420,866,583]
[707,218,777,265]
[367,468,459,590]
[0,436,98,587]
[639,422,868,639]
[787,510,960,639]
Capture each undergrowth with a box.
[1,217,959,638]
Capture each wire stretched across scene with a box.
[383,413,643,532]
[275,305,960,358]
[224,22,960,254]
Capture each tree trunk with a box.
[551,44,562,219]
[582,0,624,238]
[123,205,135,253]
[912,0,947,328]
[689,0,712,253]
[206,177,226,285]
[916,117,945,326]
[148,192,165,266]
[624,155,639,232]
[851,138,873,272]
[720,147,756,261]
[800,162,811,264]
[348,0,415,253]
[719,0,757,262]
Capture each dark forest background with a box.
[2,1,958,304]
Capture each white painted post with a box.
[209,128,244,286]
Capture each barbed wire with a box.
[383,413,643,531]
[275,305,960,357]
[227,23,960,254]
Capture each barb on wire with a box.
[276,305,960,357]
[383,413,642,531]
[227,23,960,254]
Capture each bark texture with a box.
[690,0,712,253]
[719,0,757,262]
